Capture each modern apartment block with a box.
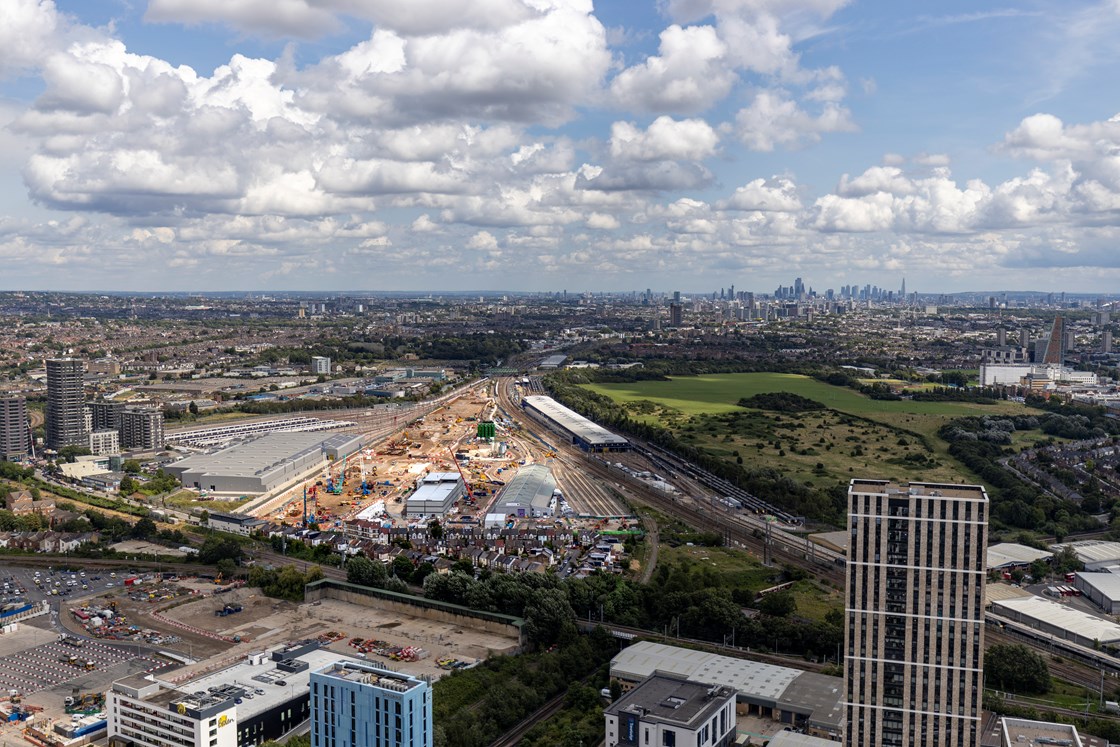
[46,358,88,450]
[90,399,126,432]
[310,661,432,747]
[311,356,331,375]
[844,479,988,747]
[0,395,29,461]
[120,406,165,450]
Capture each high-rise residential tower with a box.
[311,661,432,747]
[0,395,29,461]
[844,480,988,747]
[46,358,87,450]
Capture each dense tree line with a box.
[247,565,324,602]
[985,643,1051,694]
[938,419,1102,536]
[738,392,825,412]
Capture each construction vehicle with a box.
[215,604,243,617]
[214,572,223,585]
[65,693,105,714]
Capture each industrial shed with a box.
[1074,572,1120,614]
[493,464,556,518]
[1050,540,1120,571]
[404,472,464,517]
[522,395,630,452]
[989,596,1120,649]
[986,542,1053,571]
[165,432,363,495]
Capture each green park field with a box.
[583,373,1036,488]
[584,372,1021,420]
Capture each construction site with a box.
[0,567,521,747]
[242,380,629,534]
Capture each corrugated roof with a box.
[523,395,628,446]
[991,596,1120,643]
[494,464,555,512]
[987,543,1053,569]
[1075,572,1120,603]
[1051,540,1120,565]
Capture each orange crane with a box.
[448,447,472,503]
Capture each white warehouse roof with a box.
[1074,572,1120,603]
[523,395,628,448]
[1050,540,1120,567]
[991,596,1120,644]
[987,542,1053,570]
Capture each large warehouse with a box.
[405,472,465,517]
[610,641,843,740]
[522,395,630,452]
[989,596,1120,649]
[492,464,556,519]
[1050,540,1120,571]
[166,432,363,495]
[1074,572,1120,614]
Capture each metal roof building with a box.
[493,464,556,518]
[610,641,843,740]
[522,395,630,452]
[405,472,464,517]
[1074,572,1120,614]
[1050,540,1120,571]
[987,542,1053,570]
[166,432,363,495]
[989,596,1120,649]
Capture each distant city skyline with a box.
[3,1,1120,292]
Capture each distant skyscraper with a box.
[311,661,432,747]
[1104,329,1114,354]
[669,303,683,327]
[46,358,88,450]
[900,277,906,297]
[672,290,681,304]
[0,395,29,461]
[1040,317,1065,365]
[845,480,988,747]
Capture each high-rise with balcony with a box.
[310,661,431,747]
[844,480,988,747]
[0,395,29,461]
[46,358,88,450]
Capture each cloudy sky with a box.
[3,0,1120,294]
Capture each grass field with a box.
[585,373,1024,420]
[584,373,1038,487]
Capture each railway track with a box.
[985,627,1108,692]
[487,690,568,747]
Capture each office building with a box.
[845,480,988,747]
[120,406,165,450]
[311,660,432,747]
[46,358,88,450]
[604,672,736,747]
[669,303,683,327]
[0,395,29,461]
[311,356,331,375]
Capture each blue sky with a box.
[2,0,1120,293]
